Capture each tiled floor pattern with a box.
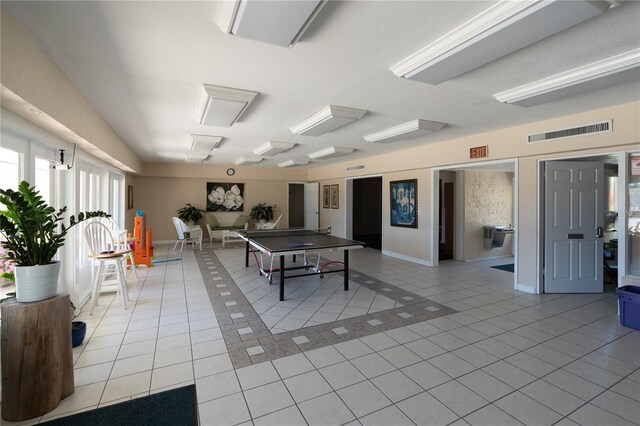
[1,244,639,426]
[194,248,455,368]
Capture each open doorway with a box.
[432,161,517,288]
[288,182,319,229]
[352,177,382,250]
[289,183,304,228]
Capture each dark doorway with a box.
[439,179,454,260]
[288,183,304,228]
[353,177,382,250]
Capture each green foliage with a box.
[249,203,274,222]
[177,203,204,223]
[0,181,109,266]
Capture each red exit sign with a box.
[470,145,488,159]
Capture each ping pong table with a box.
[237,228,365,301]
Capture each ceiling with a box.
[3,1,639,169]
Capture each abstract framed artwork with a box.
[206,182,245,211]
[390,179,417,228]
[323,185,330,209]
[331,184,339,209]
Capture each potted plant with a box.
[0,181,109,302]
[250,203,274,225]
[177,203,204,226]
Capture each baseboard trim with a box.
[515,283,536,294]
[382,250,433,267]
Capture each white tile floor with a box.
[1,244,639,426]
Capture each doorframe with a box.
[431,159,518,288]
[345,174,383,240]
[538,150,629,293]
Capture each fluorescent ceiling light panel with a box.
[217,0,326,47]
[234,156,263,165]
[185,153,209,163]
[252,140,295,156]
[189,134,222,152]
[278,159,309,168]
[308,146,354,160]
[364,119,446,143]
[195,84,258,127]
[391,0,611,84]
[290,105,367,136]
[494,48,640,106]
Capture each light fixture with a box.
[493,49,640,106]
[216,0,327,47]
[308,146,354,160]
[290,105,367,136]
[185,153,209,163]
[252,141,295,156]
[391,0,611,84]
[234,156,263,165]
[278,159,309,167]
[195,84,258,127]
[364,119,446,143]
[189,134,222,152]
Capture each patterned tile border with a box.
[196,249,457,369]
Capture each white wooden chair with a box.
[84,221,129,314]
[262,214,283,230]
[103,217,137,279]
[172,217,203,251]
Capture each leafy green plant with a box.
[177,203,204,224]
[0,181,109,266]
[249,203,274,222]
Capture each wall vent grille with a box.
[347,165,365,171]
[527,120,612,143]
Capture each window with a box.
[35,157,52,205]
[109,173,124,227]
[0,146,22,190]
[628,153,640,277]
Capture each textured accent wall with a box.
[464,170,514,260]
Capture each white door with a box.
[544,161,604,293]
[304,182,319,229]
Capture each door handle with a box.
[596,226,604,239]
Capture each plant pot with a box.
[72,321,87,347]
[14,261,60,303]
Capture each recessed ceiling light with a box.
[195,84,258,127]
[189,134,223,151]
[217,0,327,48]
[307,146,355,160]
[234,156,263,165]
[278,159,309,168]
[493,48,640,107]
[290,105,367,136]
[391,1,611,84]
[185,153,209,163]
[252,141,295,156]
[364,119,446,143]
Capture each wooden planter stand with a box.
[1,293,74,421]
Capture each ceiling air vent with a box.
[527,120,612,143]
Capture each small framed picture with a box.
[127,185,134,210]
[323,185,330,209]
[331,184,339,209]
[390,179,417,228]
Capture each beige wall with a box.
[134,171,306,241]
[383,169,432,265]
[318,179,346,237]
[308,102,639,291]
[0,8,143,174]
[463,170,514,261]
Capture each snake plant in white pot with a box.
[0,181,109,302]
